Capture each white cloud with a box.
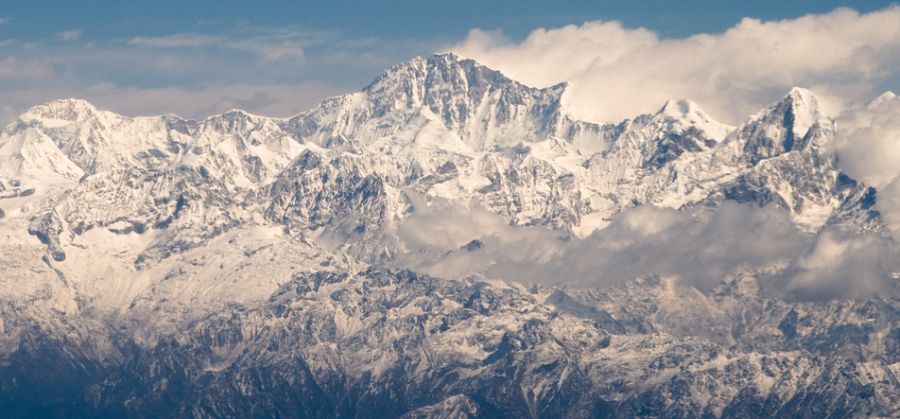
[451,6,900,124]
[787,230,899,300]
[388,196,900,300]
[129,33,224,48]
[393,199,805,290]
[830,92,900,238]
[0,17,9,25]
[879,179,900,240]
[56,29,83,42]
[832,92,900,188]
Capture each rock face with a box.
[0,53,897,418]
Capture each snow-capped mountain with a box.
[0,53,897,418]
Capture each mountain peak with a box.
[41,98,96,109]
[778,87,826,125]
[781,87,828,140]
[786,86,816,99]
[748,86,829,138]
[869,90,898,108]
[207,108,262,122]
[363,51,564,99]
[658,99,702,117]
[354,53,567,149]
[428,51,463,64]
[22,98,100,122]
[364,53,513,96]
[655,99,732,141]
[739,87,831,162]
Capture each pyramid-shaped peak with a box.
[779,87,826,117]
[360,53,566,123]
[334,53,573,150]
[762,87,829,138]
[740,87,832,163]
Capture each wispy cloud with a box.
[56,29,83,42]
[257,43,304,61]
[128,32,306,62]
[0,17,9,25]
[129,33,224,48]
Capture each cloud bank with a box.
[389,199,899,300]
[452,6,900,124]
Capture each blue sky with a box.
[0,1,898,122]
[4,1,894,40]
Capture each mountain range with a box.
[0,53,897,418]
